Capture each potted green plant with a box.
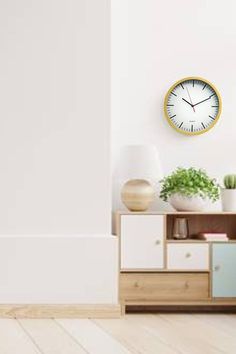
[221,175,236,211]
[160,167,219,211]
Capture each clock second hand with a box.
[186,86,195,112]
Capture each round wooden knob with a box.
[214,265,220,271]
[155,239,161,245]
[185,252,191,258]
[185,281,189,289]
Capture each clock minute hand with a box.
[193,97,211,107]
[182,98,193,107]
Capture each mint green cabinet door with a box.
[212,244,236,298]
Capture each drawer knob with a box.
[185,252,191,258]
[155,239,161,245]
[134,281,139,288]
[185,281,189,289]
[214,265,220,271]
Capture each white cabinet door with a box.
[120,215,164,270]
[167,243,209,270]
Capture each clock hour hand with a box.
[182,97,193,107]
[193,96,211,107]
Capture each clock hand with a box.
[193,96,212,107]
[182,98,193,107]
[186,86,195,112]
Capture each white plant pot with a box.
[169,194,210,212]
[221,188,236,211]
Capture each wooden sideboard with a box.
[116,211,236,313]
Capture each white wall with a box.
[0,235,118,303]
[0,0,118,305]
[112,0,236,212]
[0,0,110,234]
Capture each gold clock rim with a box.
[164,76,222,136]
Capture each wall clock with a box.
[164,77,222,135]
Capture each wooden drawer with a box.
[167,243,209,270]
[120,272,209,301]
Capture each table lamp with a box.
[117,145,163,211]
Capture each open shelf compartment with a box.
[166,213,236,241]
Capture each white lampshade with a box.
[118,145,163,186]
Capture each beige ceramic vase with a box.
[121,179,155,211]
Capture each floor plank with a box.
[126,314,219,354]
[57,319,131,354]
[19,319,87,354]
[194,314,236,339]
[161,314,236,354]
[210,314,236,327]
[0,314,235,354]
[0,319,41,354]
[95,317,177,354]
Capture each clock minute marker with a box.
[180,83,184,90]
[192,80,194,87]
[170,114,176,119]
[201,122,206,129]
[171,92,177,97]
[167,104,174,106]
[179,122,183,128]
[209,115,215,120]
[202,83,207,90]
[211,105,218,107]
[191,125,193,132]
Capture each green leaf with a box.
[159,167,219,203]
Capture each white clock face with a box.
[164,78,221,135]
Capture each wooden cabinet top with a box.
[116,210,236,215]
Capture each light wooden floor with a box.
[0,314,235,354]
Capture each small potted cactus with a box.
[221,174,236,211]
